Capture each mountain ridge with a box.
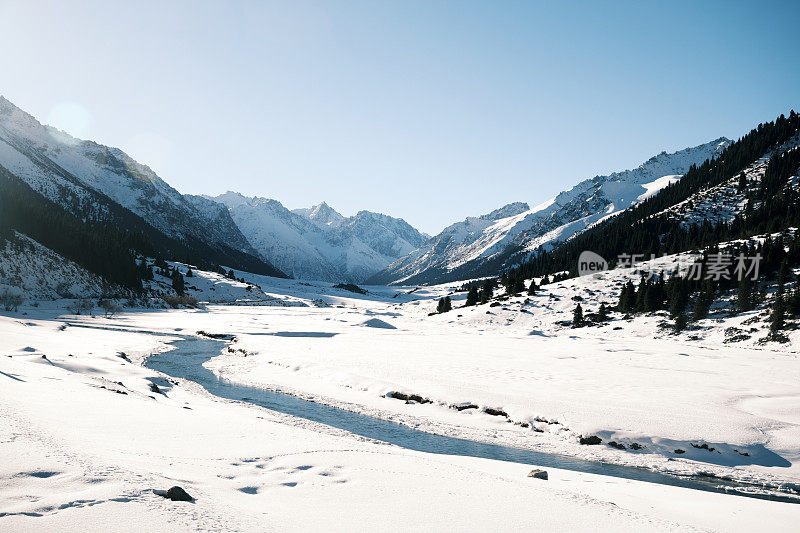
[367,137,731,285]
[0,95,285,278]
[209,192,429,282]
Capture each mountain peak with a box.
[300,201,344,227]
[481,202,531,221]
[210,191,255,209]
[0,96,45,134]
[0,95,18,114]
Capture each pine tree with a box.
[737,172,747,191]
[479,290,489,305]
[667,277,689,319]
[172,270,186,295]
[789,285,800,317]
[138,259,154,281]
[186,267,194,278]
[674,312,688,332]
[444,296,452,312]
[482,279,494,300]
[770,295,786,332]
[527,280,537,295]
[777,259,789,296]
[634,276,647,312]
[756,280,768,306]
[572,304,584,327]
[736,277,754,313]
[465,286,479,306]
[499,272,508,291]
[691,290,711,321]
[597,303,608,321]
[617,280,635,313]
[511,276,525,295]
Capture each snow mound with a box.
[360,318,397,329]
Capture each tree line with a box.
[505,110,800,282]
[0,167,144,290]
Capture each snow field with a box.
[7,312,799,531]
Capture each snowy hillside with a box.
[0,231,118,300]
[0,229,300,306]
[210,193,429,282]
[661,132,800,226]
[0,96,281,277]
[369,138,731,285]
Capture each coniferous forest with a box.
[506,111,800,282]
[0,165,287,291]
[480,111,800,335]
[0,167,144,289]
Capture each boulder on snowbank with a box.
[527,469,548,480]
[155,486,194,502]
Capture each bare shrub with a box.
[98,299,123,317]
[68,298,95,315]
[163,295,199,309]
[0,290,23,311]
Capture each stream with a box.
[145,337,799,504]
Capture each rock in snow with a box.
[155,486,194,502]
[527,469,549,480]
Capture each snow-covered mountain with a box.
[659,132,800,226]
[0,96,284,277]
[293,201,346,228]
[368,138,731,285]
[210,193,429,282]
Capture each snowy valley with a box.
[5,2,800,530]
[2,249,800,531]
[2,97,800,532]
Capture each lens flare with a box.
[46,101,92,143]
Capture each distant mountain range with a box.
[0,95,428,284]
[2,94,797,294]
[367,138,731,285]
[206,193,428,282]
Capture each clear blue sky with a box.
[1,1,798,234]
